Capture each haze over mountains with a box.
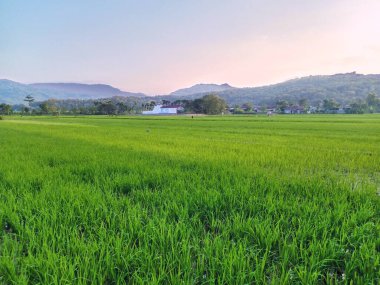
[0,80,145,105]
[1,72,380,105]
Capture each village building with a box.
[283,105,305,114]
[142,104,183,115]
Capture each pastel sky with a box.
[1,0,380,94]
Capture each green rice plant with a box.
[0,114,379,284]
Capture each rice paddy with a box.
[0,114,379,284]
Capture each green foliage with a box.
[33,97,144,116]
[366,93,378,106]
[323,98,340,111]
[94,100,117,115]
[276,100,289,112]
[23,89,380,116]
[39,99,59,115]
[233,108,245,114]
[21,107,30,115]
[349,100,368,114]
[191,94,227,114]
[242,102,253,112]
[366,93,380,113]
[0,103,12,115]
[23,95,35,106]
[298,98,309,108]
[0,115,379,284]
[201,94,226,114]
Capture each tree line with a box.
[273,93,380,114]
[2,94,227,116]
[1,92,379,116]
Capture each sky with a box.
[1,0,380,94]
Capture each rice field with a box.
[0,114,379,284]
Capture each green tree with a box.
[94,100,117,115]
[24,95,35,114]
[21,107,30,115]
[39,102,49,114]
[191,98,204,114]
[162,100,171,106]
[242,102,253,112]
[366,93,377,106]
[0,104,12,115]
[260,104,267,113]
[298,98,309,108]
[200,94,227,115]
[276,100,289,113]
[233,108,245,114]
[116,102,128,114]
[322,99,339,111]
[349,100,367,114]
[39,99,59,115]
[366,93,379,113]
[24,95,34,105]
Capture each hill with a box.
[0,80,145,104]
[169,83,235,97]
[2,73,380,106]
[162,73,380,105]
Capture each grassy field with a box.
[0,114,379,284]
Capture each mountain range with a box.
[0,80,145,105]
[1,72,380,105]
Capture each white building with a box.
[142,104,179,115]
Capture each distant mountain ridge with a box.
[0,80,146,104]
[30,83,125,95]
[1,72,380,105]
[162,72,380,105]
[169,83,235,97]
